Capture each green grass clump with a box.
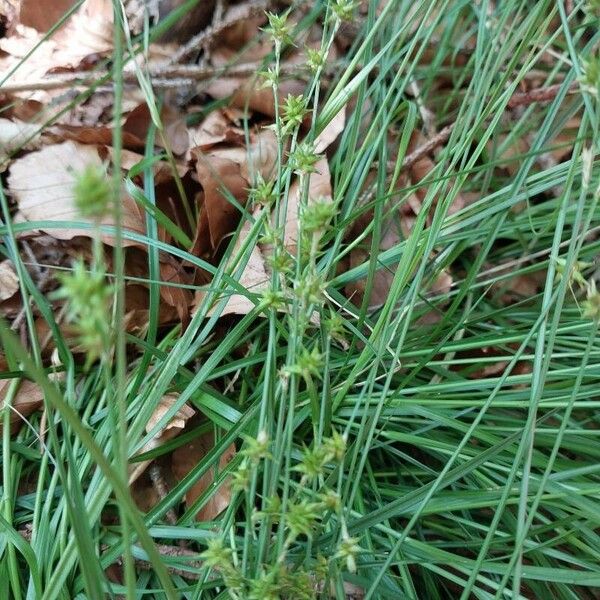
[1,0,600,598]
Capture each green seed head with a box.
[290,142,320,175]
[282,94,309,134]
[264,10,293,46]
[306,47,326,73]
[583,280,600,321]
[330,0,358,22]
[302,199,335,233]
[73,165,112,219]
[580,55,600,93]
[53,260,112,365]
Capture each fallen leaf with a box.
[0,378,44,434]
[314,107,346,154]
[191,128,277,254]
[187,108,246,150]
[18,0,75,32]
[123,283,179,334]
[123,103,189,156]
[282,157,332,254]
[192,218,270,317]
[7,141,146,245]
[158,259,193,325]
[129,393,195,484]
[0,1,113,105]
[53,0,113,58]
[194,154,248,252]
[19,0,77,32]
[0,260,19,301]
[55,124,146,151]
[171,430,236,522]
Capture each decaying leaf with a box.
[191,128,277,254]
[0,260,19,301]
[192,218,270,318]
[122,102,189,156]
[0,378,44,433]
[7,141,146,245]
[158,259,193,324]
[123,283,179,334]
[187,108,246,150]
[129,393,195,483]
[171,430,236,522]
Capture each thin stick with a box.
[507,81,578,109]
[168,0,270,64]
[0,60,316,94]
[401,123,455,170]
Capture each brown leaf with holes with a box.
[123,283,179,335]
[7,141,146,245]
[0,378,44,434]
[159,259,193,325]
[171,430,236,522]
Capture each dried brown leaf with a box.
[123,103,189,156]
[7,141,146,245]
[158,259,193,325]
[129,392,195,483]
[191,128,277,253]
[123,283,179,334]
[187,109,245,151]
[0,378,44,434]
[171,430,236,522]
[19,0,75,32]
[192,218,270,317]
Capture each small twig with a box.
[0,62,259,93]
[148,462,179,527]
[0,60,316,94]
[507,81,578,109]
[168,0,270,64]
[400,123,456,170]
